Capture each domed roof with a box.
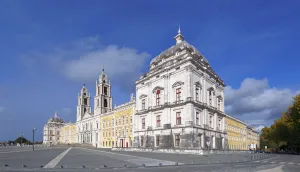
[150,29,208,66]
[48,112,65,123]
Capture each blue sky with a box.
[0,0,299,141]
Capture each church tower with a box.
[77,84,92,121]
[94,69,113,115]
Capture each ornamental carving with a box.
[194,81,202,88]
[139,94,148,99]
[217,95,223,100]
[152,86,164,93]
[172,81,184,88]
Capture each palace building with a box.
[133,28,227,150]
[43,69,135,148]
[225,115,247,150]
[43,112,65,146]
[43,28,259,151]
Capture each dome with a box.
[150,40,208,66]
[48,112,65,123]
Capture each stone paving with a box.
[1,146,300,172]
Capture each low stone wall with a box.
[111,147,249,155]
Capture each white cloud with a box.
[20,35,150,91]
[64,45,149,86]
[225,78,299,126]
[0,106,4,113]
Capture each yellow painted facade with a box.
[100,112,115,147]
[114,105,134,148]
[225,115,247,150]
[100,101,135,148]
[247,127,260,150]
[59,123,77,144]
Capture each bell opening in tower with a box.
[104,99,108,107]
[84,98,87,105]
[84,108,86,113]
[104,87,108,95]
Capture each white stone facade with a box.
[76,70,112,148]
[133,29,227,150]
[43,113,65,146]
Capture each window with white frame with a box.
[156,115,161,127]
[176,88,181,102]
[195,87,199,101]
[156,90,160,106]
[209,115,213,128]
[218,118,222,130]
[156,135,160,147]
[196,112,200,125]
[140,136,144,146]
[142,118,145,129]
[176,112,181,125]
[175,134,180,147]
[142,99,146,110]
[217,97,222,110]
[209,90,213,106]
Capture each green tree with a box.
[260,94,300,151]
[15,136,32,145]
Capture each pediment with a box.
[217,95,223,100]
[139,94,148,99]
[152,86,164,93]
[194,81,202,88]
[82,112,92,120]
[172,81,184,88]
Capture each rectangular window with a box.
[218,98,221,110]
[209,115,213,128]
[196,112,199,125]
[176,112,181,125]
[195,88,199,101]
[142,118,145,129]
[199,134,202,148]
[176,88,181,102]
[209,91,212,106]
[156,135,160,147]
[156,90,160,106]
[142,99,146,110]
[97,99,99,107]
[140,136,144,146]
[218,118,222,130]
[175,134,180,147]
[156,115,161,127]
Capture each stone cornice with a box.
[135,98,225,118]
[136,57,225,87]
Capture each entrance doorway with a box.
[126,142,128,148]
[120,139,124,147]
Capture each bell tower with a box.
[94,69,113,114]
[77,84,92,122]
